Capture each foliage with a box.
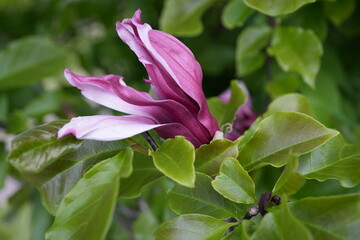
[1,0,360,239]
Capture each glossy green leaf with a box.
[251,202,313,240]
[289,193,360,240]
[155,214,235,240]
[222,0,254,29]
[244,0,315,16]
[298,135,360,188]
[195,139,240,176]
[265,93,313,117]
[208,80,246,127]
[159,0,216,36]
[268,26,323,88]
[0,36,67,90]
[168,173,239,218]
[324,0,356,26]
[119,152,163,198]
[38,141,129,215]
[238,112,339,171]
[8,120,82,173]
[45,149,132,240]
[8,120,130,214]
[212,157,256,204]
[272,156,305,196]
[150,136,195,187]
[236,25,272,77]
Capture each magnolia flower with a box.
[219,81,257,140]
[58,10,219,148]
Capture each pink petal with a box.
[64,69,161,121]
[116,15,194,110]
[58,115,167,141]
[109,79,212,143]
[116,10,219,136]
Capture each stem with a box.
[258,192,272,216]
[141,131,158,151]
[242,192,282,220]
[126,139,149,155]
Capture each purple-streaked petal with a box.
[116,10,218,135]
[109,79,212,143]
[58,115,167,141]
[116,14,194,110]
[156,124,203,148]
[64,69,162,121]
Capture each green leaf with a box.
[150,136,195,187]
[8,120,130,214]
[298,135,360,188]
[236,25,272,76]
[222,221,251,240]
[38,141,129,215]
[305,224,344,240]
[299,4,328,41]
[0,151,9,189]
[243,0,315,16]
[0,36,67,90]
[266,72,301,99]
[238,112,339,171]
[8,120,81,172]
[300,65,347,126]
[195,139,240,176]
[212,157,256,204]
[0,94,8,122]
[168,173,239,218]
[272,156,305,196]
[221,0,254,29]
[159,0,216,36]
[265,93,313,117]
[237,26,272,59]
[289,193,360,240]
[45,149,132,240]
[251,202,313,240]
[155,214,235,240]
[324,0,356,26]
[208,80,247,127]
[268,26,323,88]
[119,152,162,198]
[221,81,247,126]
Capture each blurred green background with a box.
[1,0,360,239]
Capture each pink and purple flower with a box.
[58,10,219,147]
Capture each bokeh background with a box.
[1,0,360,239]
